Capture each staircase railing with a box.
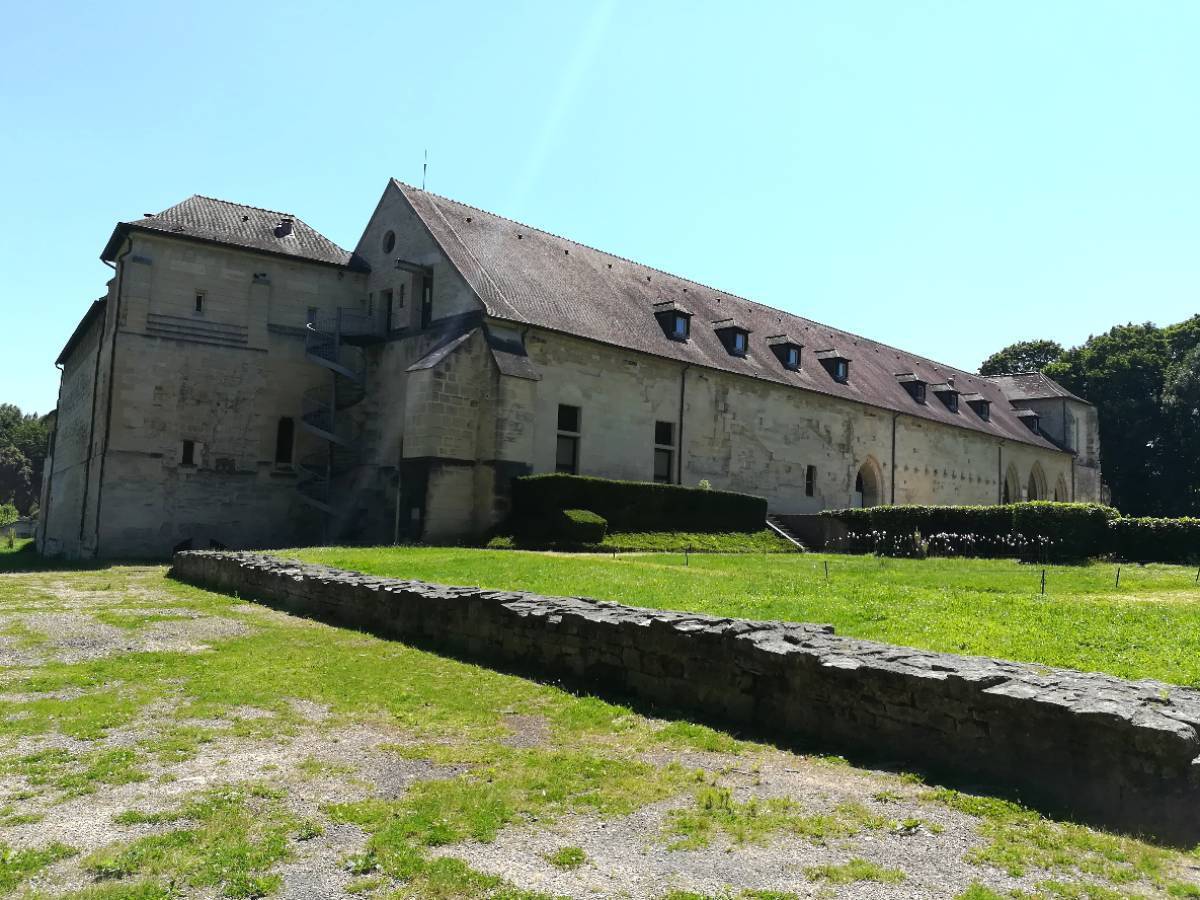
[297,307,373,519]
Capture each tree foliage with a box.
[978,339,1065,375]
[0,405,50,515]
[982,316,1200,516]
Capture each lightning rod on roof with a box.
[422,149,427,190]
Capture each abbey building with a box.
[38,181,1103,558]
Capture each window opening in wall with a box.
[420,276,433,329]
[380,289,393,331]
[556,404,580,474]
[653,420,675,484]
[194,292,205,314]
[382,230,396,254]
[275,417,294,465]
[805,464,816,497]
[181,440,196,467]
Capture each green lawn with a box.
[289,547,1200,688]
[0,551,1198,897]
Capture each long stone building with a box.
[38,181,1103,558]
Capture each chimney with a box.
[274,218,293,238]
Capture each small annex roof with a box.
[100,195,358,269]
[392,180,1067,452]
[984,372,1089,404]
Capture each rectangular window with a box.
[805,464,816,497]
[556,404,581,474]
[194,292,205,314]
[420,276,433,328]
[380,288,393,330]
[275,417,294,465]
[556,435,578,474]
[653,419,675,484]
[182,440,196,467]
[557,404,580,433]
[733,332,747,355]
[672,314,689,339]
[653,448,673,484]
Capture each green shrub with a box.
[1110,517,1200,563]
[821,502,1119,561]
[510,474,766,534]
[1010,502,1118,561]
[559,509,607,544]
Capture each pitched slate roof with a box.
[395,181,1068,452]
[101,195,355,268]
[984,372,1089,404]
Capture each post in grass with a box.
[685,546,690,567]
[1115,566,1121,588]
[824,560,830,580]
[1040,568,1046,596]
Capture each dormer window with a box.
[766,335,802,371]
[897,374,927,404]
[816,350,850,383]
[713,319,751,358]
[1016,409,1040,433]
[964,394,991,421]
[652,301,692,342]
[931,384,959,413]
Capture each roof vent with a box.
[274,219,293,238]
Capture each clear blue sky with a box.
[3,1,1197,414]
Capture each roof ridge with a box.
[392,180,992,389]
[185,194,297,219]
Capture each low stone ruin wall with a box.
[170,551,1200,843]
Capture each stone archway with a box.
[854,457,884,508]
[1027,462,1047,501]
[1002,463,1021,504]
[1054,474,1069,502]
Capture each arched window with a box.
[1027,463,1047,501]
[275,417,295,465]
[1002,464,1021,504]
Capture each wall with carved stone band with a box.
[170,551,1200,843]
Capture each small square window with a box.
[194,292,205,314]
[556,434,578,474]
[653,448,673,484]
[557,404,580,433]
[181,440,196,467]
[655,420,674,447]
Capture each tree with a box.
[978,340,1065,376]
[0,405,49,516]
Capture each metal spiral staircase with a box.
[297,309,377,517]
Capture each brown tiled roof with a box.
[101,195,355,268]
[984,372,1089,404]
[396,181,1067,452]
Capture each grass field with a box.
[0,548,1198,898]
[291,547,1200,688]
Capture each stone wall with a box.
[171,551,1200,843]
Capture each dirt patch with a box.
[0,610,251,664]
[502,714,551,749]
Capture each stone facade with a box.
[40,183,1103,557]
[171,551,1200,843]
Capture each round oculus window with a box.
[382,230,396,253]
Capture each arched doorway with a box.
[1002,463,1021,504]
[1027,463,1047,501]
[853,458,883,508]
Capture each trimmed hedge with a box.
[559,509,607,544]
[1110,517,1200,564]
[511,474,767,534]
[822,502,1119,561]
